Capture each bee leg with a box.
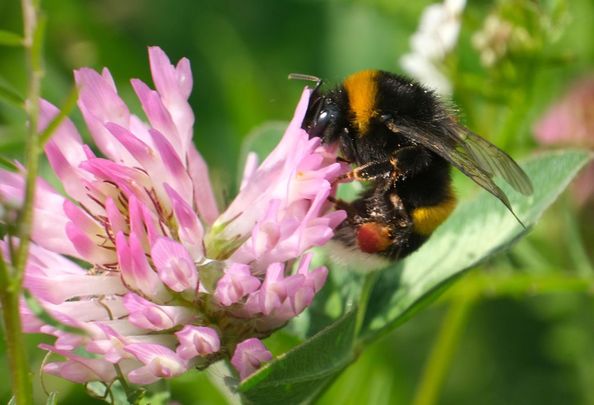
[338,160,395,182]
[381,191,420,260]
[327,195,349,210]
[387,192,407,219]
[327,196,361,222]
[339,145,432,183]
[391,146,434,179]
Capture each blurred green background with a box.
[1,0,594,404]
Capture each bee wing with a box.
[387,119,533,222]
[453,127,533,196]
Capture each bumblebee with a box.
[296,70,533,262]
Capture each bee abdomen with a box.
[410,196,457,236]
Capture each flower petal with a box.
[175,325,220,361]
[125,343,187,384]
[151,237,198,292]
[231,338,273,380]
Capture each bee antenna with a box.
[288,73,323,91]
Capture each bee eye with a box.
[308,108,332,138]
[304,96,342,142]
[317,110,330,125]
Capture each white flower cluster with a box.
[400,0,466,95]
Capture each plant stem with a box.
[15,0,44,282]
[412,294,475,405]
[0,283,32,404]
[0,252,32,405]
[0,0,45,403]
[207,360,242,405]
[355,271,379,337]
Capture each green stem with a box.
[0,252,32,405]
[0,286,32,404]
[412,295,475,405]
[207,360,242,405]
[15,0,44,282]
[355,271,379,337]
[0,0,45,403]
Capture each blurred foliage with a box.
[1,0,594,404]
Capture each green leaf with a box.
[239,309,358,404]
[0,80,24,107]
[360,149,592,343]
[0,30,23,47]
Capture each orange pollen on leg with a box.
[356,222,392,253]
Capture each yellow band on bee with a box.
[343,70,378,135]
[411,196,457,236]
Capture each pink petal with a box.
[175,325,220,361]
[128,195,151,249]
[115,232,169,301]
[63,200,103,236]
[44,140,95,208]
[40,344,118,383]
[25,267,126,304]
[164,184,205,260]
[66,222,116,264]
[151,237,198,292]
[214,263,261,306]
[105,197,128,236]
[46,298,127,323]
[123,293,194,331]
[187,144,219,224]
[17,241,85,276]
[131,78,180,153]
[0,168,79,257]
[148,47,194,150]
[240,152,259,191]
[74,67,135,164]
[231,338,273,380]
[149,128,193,204]
[39,100,86,166]
[125,343,187,384]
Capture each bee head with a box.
[302,89,345,143]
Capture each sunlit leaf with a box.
[239,310,357,404]
[360,149,592,343]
